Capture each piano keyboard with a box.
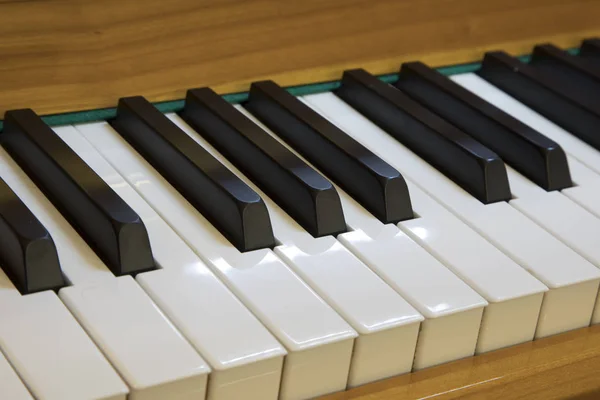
[1,40,600,400]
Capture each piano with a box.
[1,1,600,399]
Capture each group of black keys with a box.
[2,38,600,297]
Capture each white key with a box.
[305,93,599,349]
[236,105,488,370]
[75,121,358,400]
[0,349,32,400]
[138,269,285,400]
[562,181,600,220]
[171,112,424,386]
[54,125,287,400]
[507,166,600,267]
[0,147,210,399]
[450,73,600,220]
[0,270,128,400]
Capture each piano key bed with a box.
[1,39,600,400]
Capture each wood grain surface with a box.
[319,325,600,400]
[1,0,600,115]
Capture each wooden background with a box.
[0,0,599,116]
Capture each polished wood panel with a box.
[320,325,600,399]
[1,0,600,115]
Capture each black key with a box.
[181,87,347,237]
[530,44,600,105]
[1,109,155,276]
[580,38,600,67]
[395,61,572,191]
[336,68,511,204]
[478,51,600,152]
[111,96,275,252]
[245,80,414,224]
[0,177,64,294]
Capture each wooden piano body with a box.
[2,1,600,399]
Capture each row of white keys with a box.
[74,121,358,400]
[450,73,600,220]
[303,94,546,353]
[171,111,424,386]
[0,268,127,400]
[237,104,488,369]
[54,125,287,400]
[303,92,600,342]
[0,144,210,400]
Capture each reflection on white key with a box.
[75,121,358,400]
[236,104,488,370]
[55,125,287,400]
[171,112,424,386]
[0,270,127,400]
[0,147,210,399]
[304,93,592,350]
[0,349,32,400]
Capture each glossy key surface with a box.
[0,177,64,294]
[1,109,154,276]
[181,87,346,238]
[336,68,511,204]
[396,61,572,191]
[245,80,413,224]
[111,96,275,252]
